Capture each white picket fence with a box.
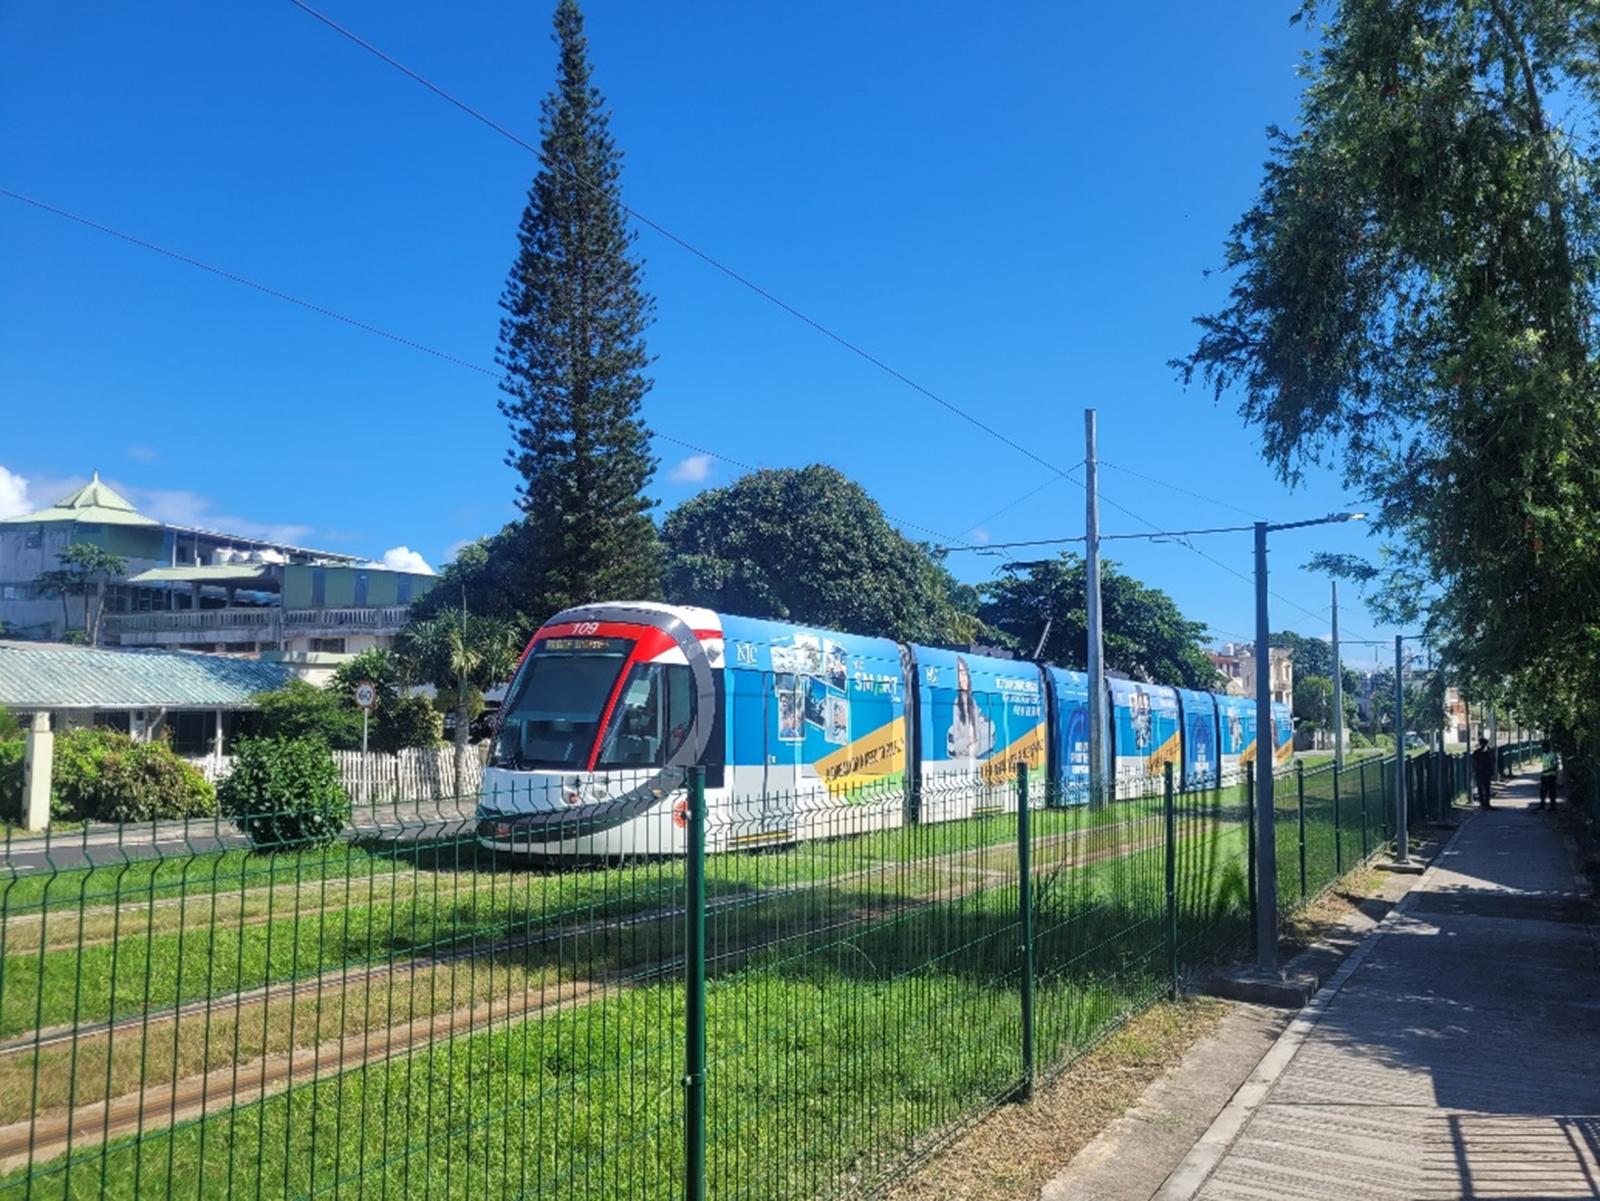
[185,746,486,805]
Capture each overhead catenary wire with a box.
[291,0,1371,630]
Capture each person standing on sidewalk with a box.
[1539,740,1560,810]
[1471,736,1495,808]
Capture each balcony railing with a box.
[105,604,412,638]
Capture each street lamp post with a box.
[1254,512,1365,975]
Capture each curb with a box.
[1151,812,1472,1201]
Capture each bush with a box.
[0,740,23,824]
[372,692,443,753]
[254,681,363,749]
[1348,730,1373,749]
[219,736,350,849]
[0,707,21,742]
[91,743,217,823]
[49,728,216,823]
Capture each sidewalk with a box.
[1173,771,1600,1201]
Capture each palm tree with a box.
[399,604,522,795]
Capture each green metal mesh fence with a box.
[0,744,1539,1200]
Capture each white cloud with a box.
[378,545,435,575]
[971,528,992,545]
[668,454,713,485]
[0,467,31,519]
[129,486,317,544]
[125,445,159,464]
[442,538,475,563]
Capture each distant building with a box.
[1210,643,1293,707]
[0,474,437,679]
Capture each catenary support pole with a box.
[1085,409,1107,808]
[1331,581,1344,770]
[1254,521,1278,972]
[1394,635,1409,864]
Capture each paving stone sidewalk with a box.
[1184,772,1600,1201]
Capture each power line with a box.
[0,187,499,379]
[0,187,981,553]
[287,0,1086,492]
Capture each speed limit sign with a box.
[353,681,378,711]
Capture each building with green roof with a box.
[0,474,436,679]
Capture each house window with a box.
[24,529,41,549]
[311,568,326,607]
[311,637,346,654]
[353,571,369,606]
[396,575,412,604]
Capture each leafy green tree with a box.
[662,465,979,644]
[328,649,442,753]
[407,523,539,632]
[253,680,363,750]
[978,554,1220,689]
[42,543,126,644]
[1294,674,1335,740]
[400,609,522,791]
[496,0,662,619]
[1176,0,1600,753]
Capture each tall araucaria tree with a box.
[1176,1,1600,752]
[497,0,663,619]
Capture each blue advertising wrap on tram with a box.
[1047,667,1090,805]
[1109,679,1182,798]
[910,647,1047,788]
[1215,694,1256,782]
[1176,689,1219,790]
[717,614,908,794]
[1272,701,1295,767]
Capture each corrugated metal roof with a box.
[127,564,279,585]
[0,641,292,709]
[0,473,160,527]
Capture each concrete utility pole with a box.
[1394,634,1409,864]
[1085,409,1107,808]
[1331,581,1344,770]
[1254,522,1276,972]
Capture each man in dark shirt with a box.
[1470,737,1495,808]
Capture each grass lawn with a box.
[0,810,1252,1201]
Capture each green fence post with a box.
[1359,759,1369,858]
[1296,760,1307,902]
[1017,764,1035,1100]
[1333,760,1343,876]
[1245,765,1257,959]
[1164,761,1178,1000]
[685,766,707,1201]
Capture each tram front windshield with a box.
[490,637,632,770]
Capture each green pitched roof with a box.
[0,472,160,527]
[0,642,292,709]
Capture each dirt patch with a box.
[887,998,1230,1201]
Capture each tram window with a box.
[490,638,631,770]
[597,663,694,768]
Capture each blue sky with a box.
[0,2,1402,668]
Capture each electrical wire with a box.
[0,186,983,553]
[291,3,1384,636]
[1099,458,1265,520]
[287,0,1087,491]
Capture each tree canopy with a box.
[977,554,1221,690]
[662,465,979,645]
[1177,0,1600,751]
